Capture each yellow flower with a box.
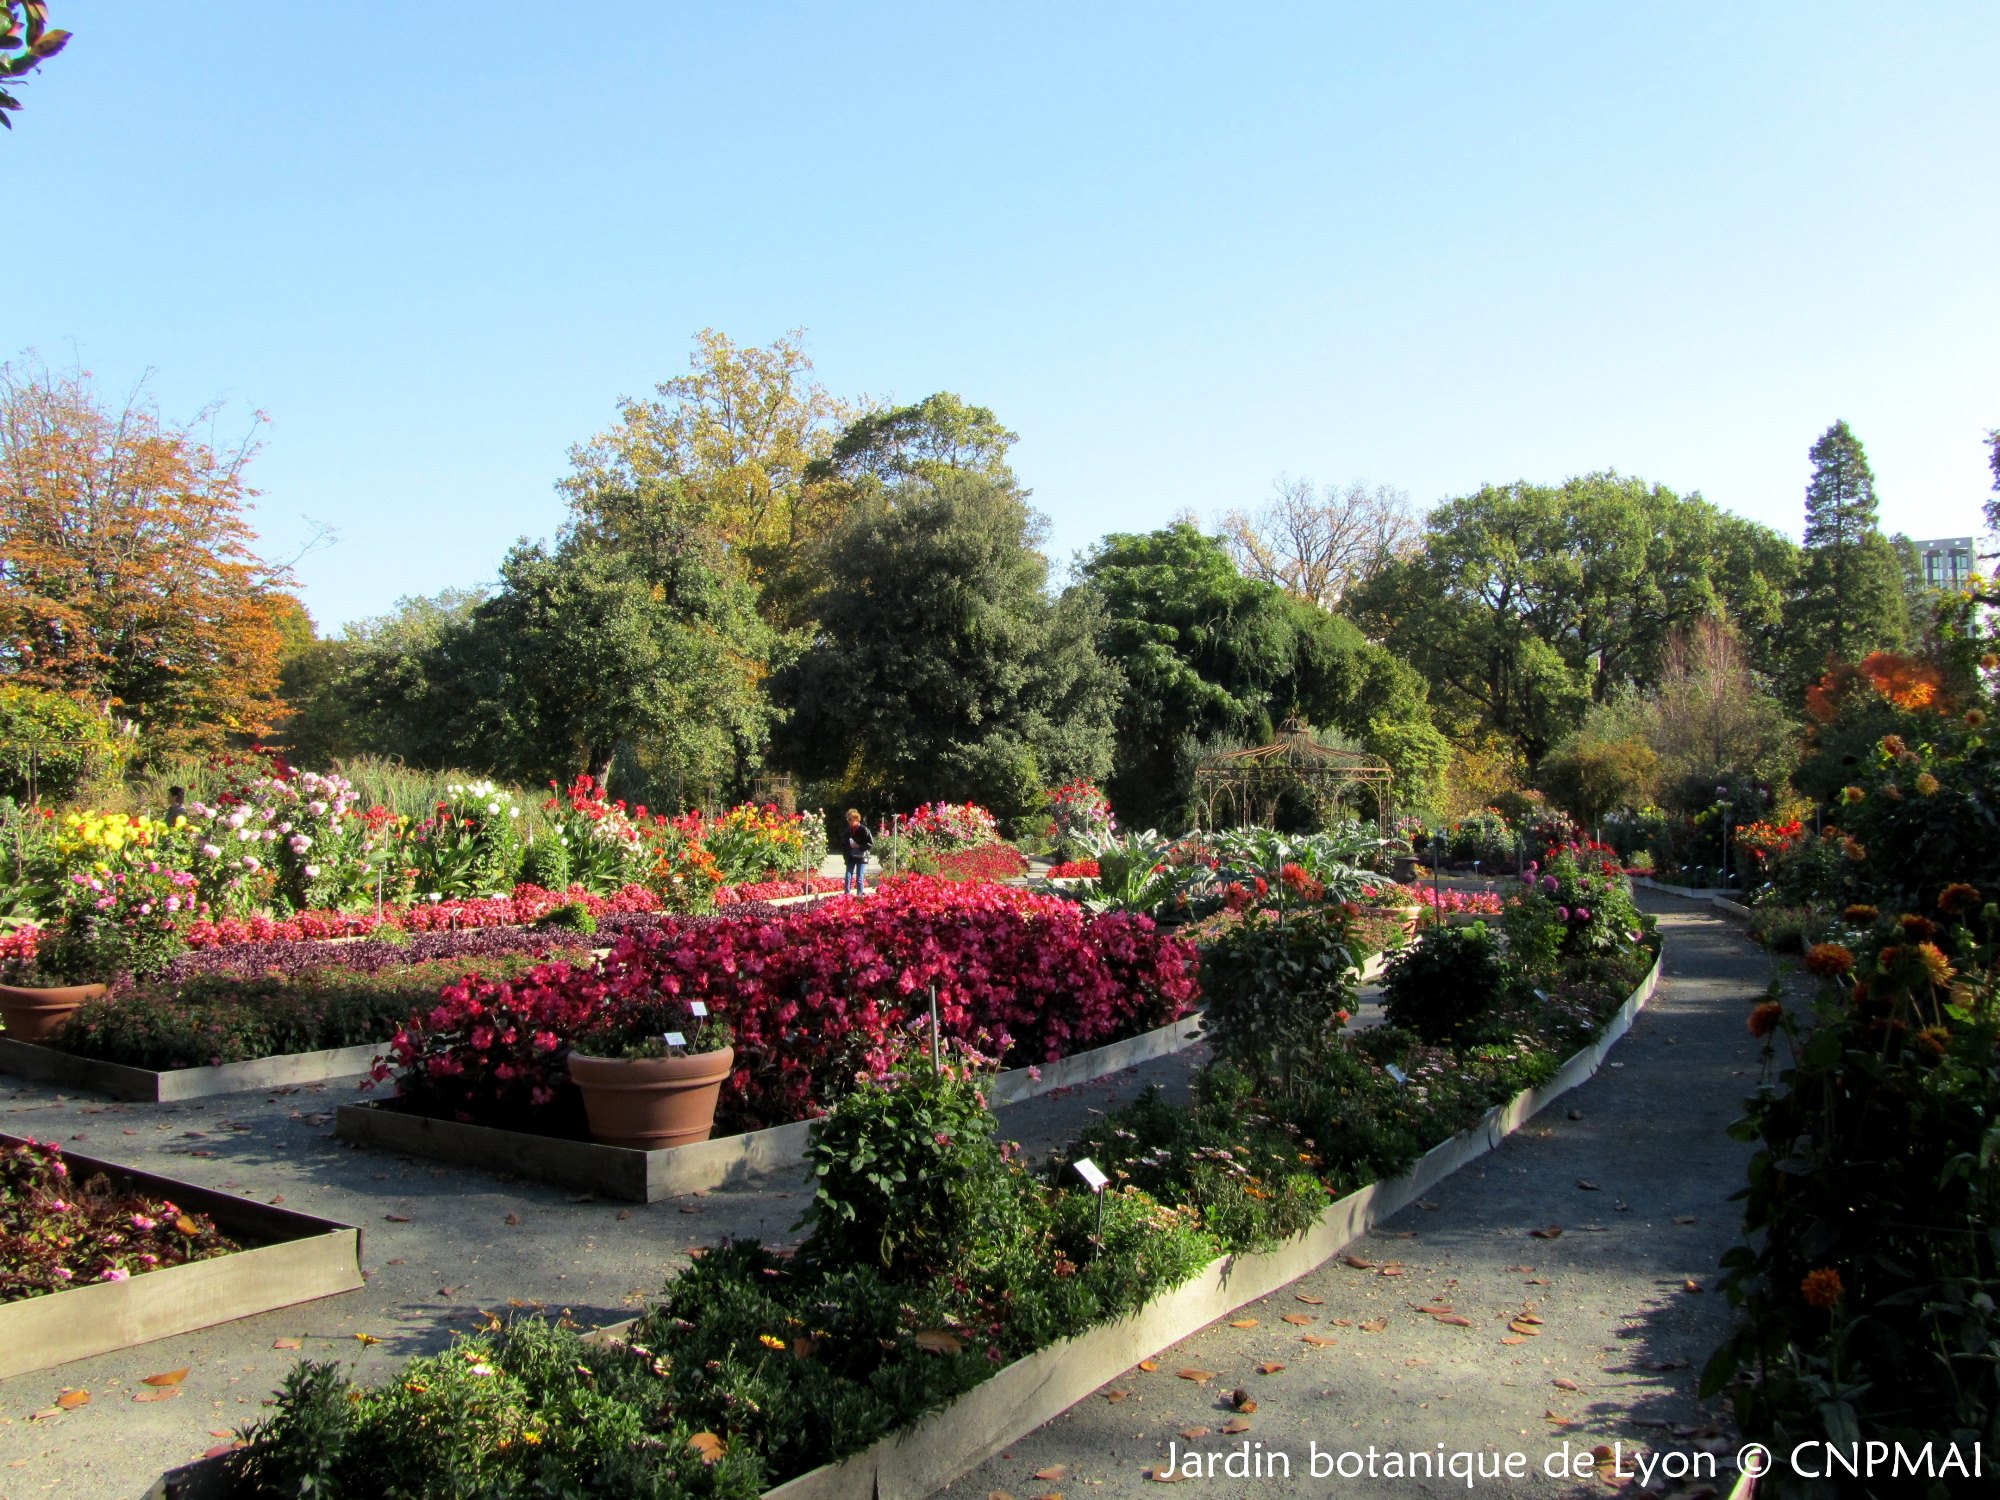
[1915,772,1940,796]
[757,1333,786,1350]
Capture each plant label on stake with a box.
[1384,1063,1409,1086]
[663,1032,687,1051]
[928,984,941,1075]
[1073,1157,1110,1249]
[688,1001,708,1019]
[1533,989,1549,1004]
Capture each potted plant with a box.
[565,1000,735,1150]
[0,867,198,1043]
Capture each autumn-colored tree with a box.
[1219,476,1418,611]
[0,357,296,753]
[561,328,858,603]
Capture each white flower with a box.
[468,1362,494,1377]
[487,802,501,816]
[304,864,321,878]
[278,821,294,834]
[289,835,313,853]
[237,828,255,842]
[200,843,221,859]
[226,811,247,830]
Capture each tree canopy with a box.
[1078,523,1448,828]
[1782,420,1907,693]
[772,472,1118,822]
[1346,473,1797,766]
[0,358,297,752]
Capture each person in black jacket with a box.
[841,808,873,896]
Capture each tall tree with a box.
[1079,523,1448,828]
[772,473,1119,821]
[561,328,856,602]
[1783,421,1908,693]
[0,357,297,752]
[1347,474,1797,765]
[1,4,68,128]
[1218,476,1417,611]
[810,393,1018,490]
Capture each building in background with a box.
[1911,536,1976,590]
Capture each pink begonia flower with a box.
[100,1267,130,1282]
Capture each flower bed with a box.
[378,877,1198,1133]
[1045,858,1100,879]
[208,929,1660,1500]
[716,874,848,905]
[43,933,600,1072]
[930,842,1029,882]
[1,1136,236,1299]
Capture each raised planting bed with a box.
[335,1012,1209,1202]
[0,1136,363,1380]
[154,952,1661,1500]
[0,1035,385,1102]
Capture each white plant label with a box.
[663,1032,687,1049]
[689,1001,709,1018]
[1072,1157,1110,1193]
[1384,1063,1409,1086]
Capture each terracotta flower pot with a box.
[567,1046,735,1151]
[0,982,107,1043]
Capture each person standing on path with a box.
[841,808,873,896]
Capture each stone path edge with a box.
[333,1014,1210,1204]
[149,951,1660,1500]
[0,1037,389,1104]
[0,1137,364,1382]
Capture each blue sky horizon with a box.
[9,3,1996,629]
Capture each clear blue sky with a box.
[9,3,1996,628]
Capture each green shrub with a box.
[532,899,597,935]
[1199,908,1358,1092]
[797,1063,1022,1279]
[519,834,571,892]
[0,686,126,805]
[1380,922,1508,1044]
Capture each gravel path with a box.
[941,894,1767,1500]
[0,895,1759,1500]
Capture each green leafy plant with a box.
[797,1060,1019,1279]
[573,998,731,1060]
[1380,921,1508,1044]
[1199,907,1357,1092]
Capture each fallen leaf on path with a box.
[1331,1318,1353,1327]
[1575,1179,1600,1191]
[1147,1467,1182,1483]
[1501,1335,1527,1345]
[1508,1320,1542,1336]
[1530,1225,1564,1239]
[1256,1361,1285,1374]
[1682,1279,1704,1294]
[26,1407,63,1421]
[1378,1265,1407,1277]
[1301,1335,1337,1347]
[1294,1293,1324,1304]
[134,1388,181,1403]
[1514,1312,1544,1324]
[1032,1465,1067,1481]
[1137,1359,1159,1372]
[384,1213,411,1223]
[1433,1314,1473,1327]
[1359,1317,1388,1333]
[1674,1215,1698,1225]
[1544,1409,1573,1426]
[56,1390,88,1409]
[988,1492,1016,1500]
[1282,1313,1313,1325]
[1178,1427,1210,1441]
[1505,1265,1535,1273]
[1227,1318,1258,1329]
[1341,1255,1374,1269]
[1176,1368,1215,1383]
[1553,1378,1581,1391]
[504,1213,522,1226]
[1102,1388,1130,1402]
[142,1368,190,1387]
[1221,1418,1252,1434]
[1415,1302,1454,1315]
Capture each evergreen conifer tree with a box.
[1784,421,1907,695]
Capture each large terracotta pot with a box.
[0,982,107,1044]
[567,1046,735,1151]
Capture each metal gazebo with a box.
[1190,717,1394,829]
